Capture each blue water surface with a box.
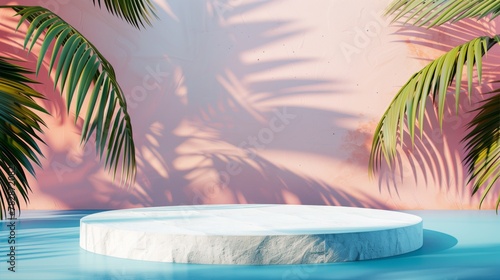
[0,210,499,280]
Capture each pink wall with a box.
[1,0,499,210]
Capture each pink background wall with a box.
[1,0,499,210]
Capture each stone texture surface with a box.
[80,205,423,264]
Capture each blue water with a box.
[0,210,499,280]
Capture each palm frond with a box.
[463,91,500,209]
[369,35,500,176]
[92,0,157,29]
[0,57,47,220]
[3,6,136,185]
[386,0,500,27]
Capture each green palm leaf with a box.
[369,36,500,208]
[463,92,500,209]
[376,0,500,210]
[92,0,157,29]
[2,6,136,185]
[0,58,47,220]
[387,0,500,27]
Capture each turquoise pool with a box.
[1,210,499,279]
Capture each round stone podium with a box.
[80,204,422,264]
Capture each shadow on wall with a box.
[122,0,389,209]
[377,18,500,207]
[0,1,390,209]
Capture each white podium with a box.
[80,204,422,264]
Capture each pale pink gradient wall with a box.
[1,0,498,210]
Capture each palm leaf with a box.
[0,58,47,220]
[370,36,499,170]
[463,91,500,210]
[369,36,500,193]
[2,6,136,185]
[91,0,157,29]
[386,0,500,27]
[376,1,500,210]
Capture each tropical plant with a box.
[0,1,157,219]
[370,0,500,209]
